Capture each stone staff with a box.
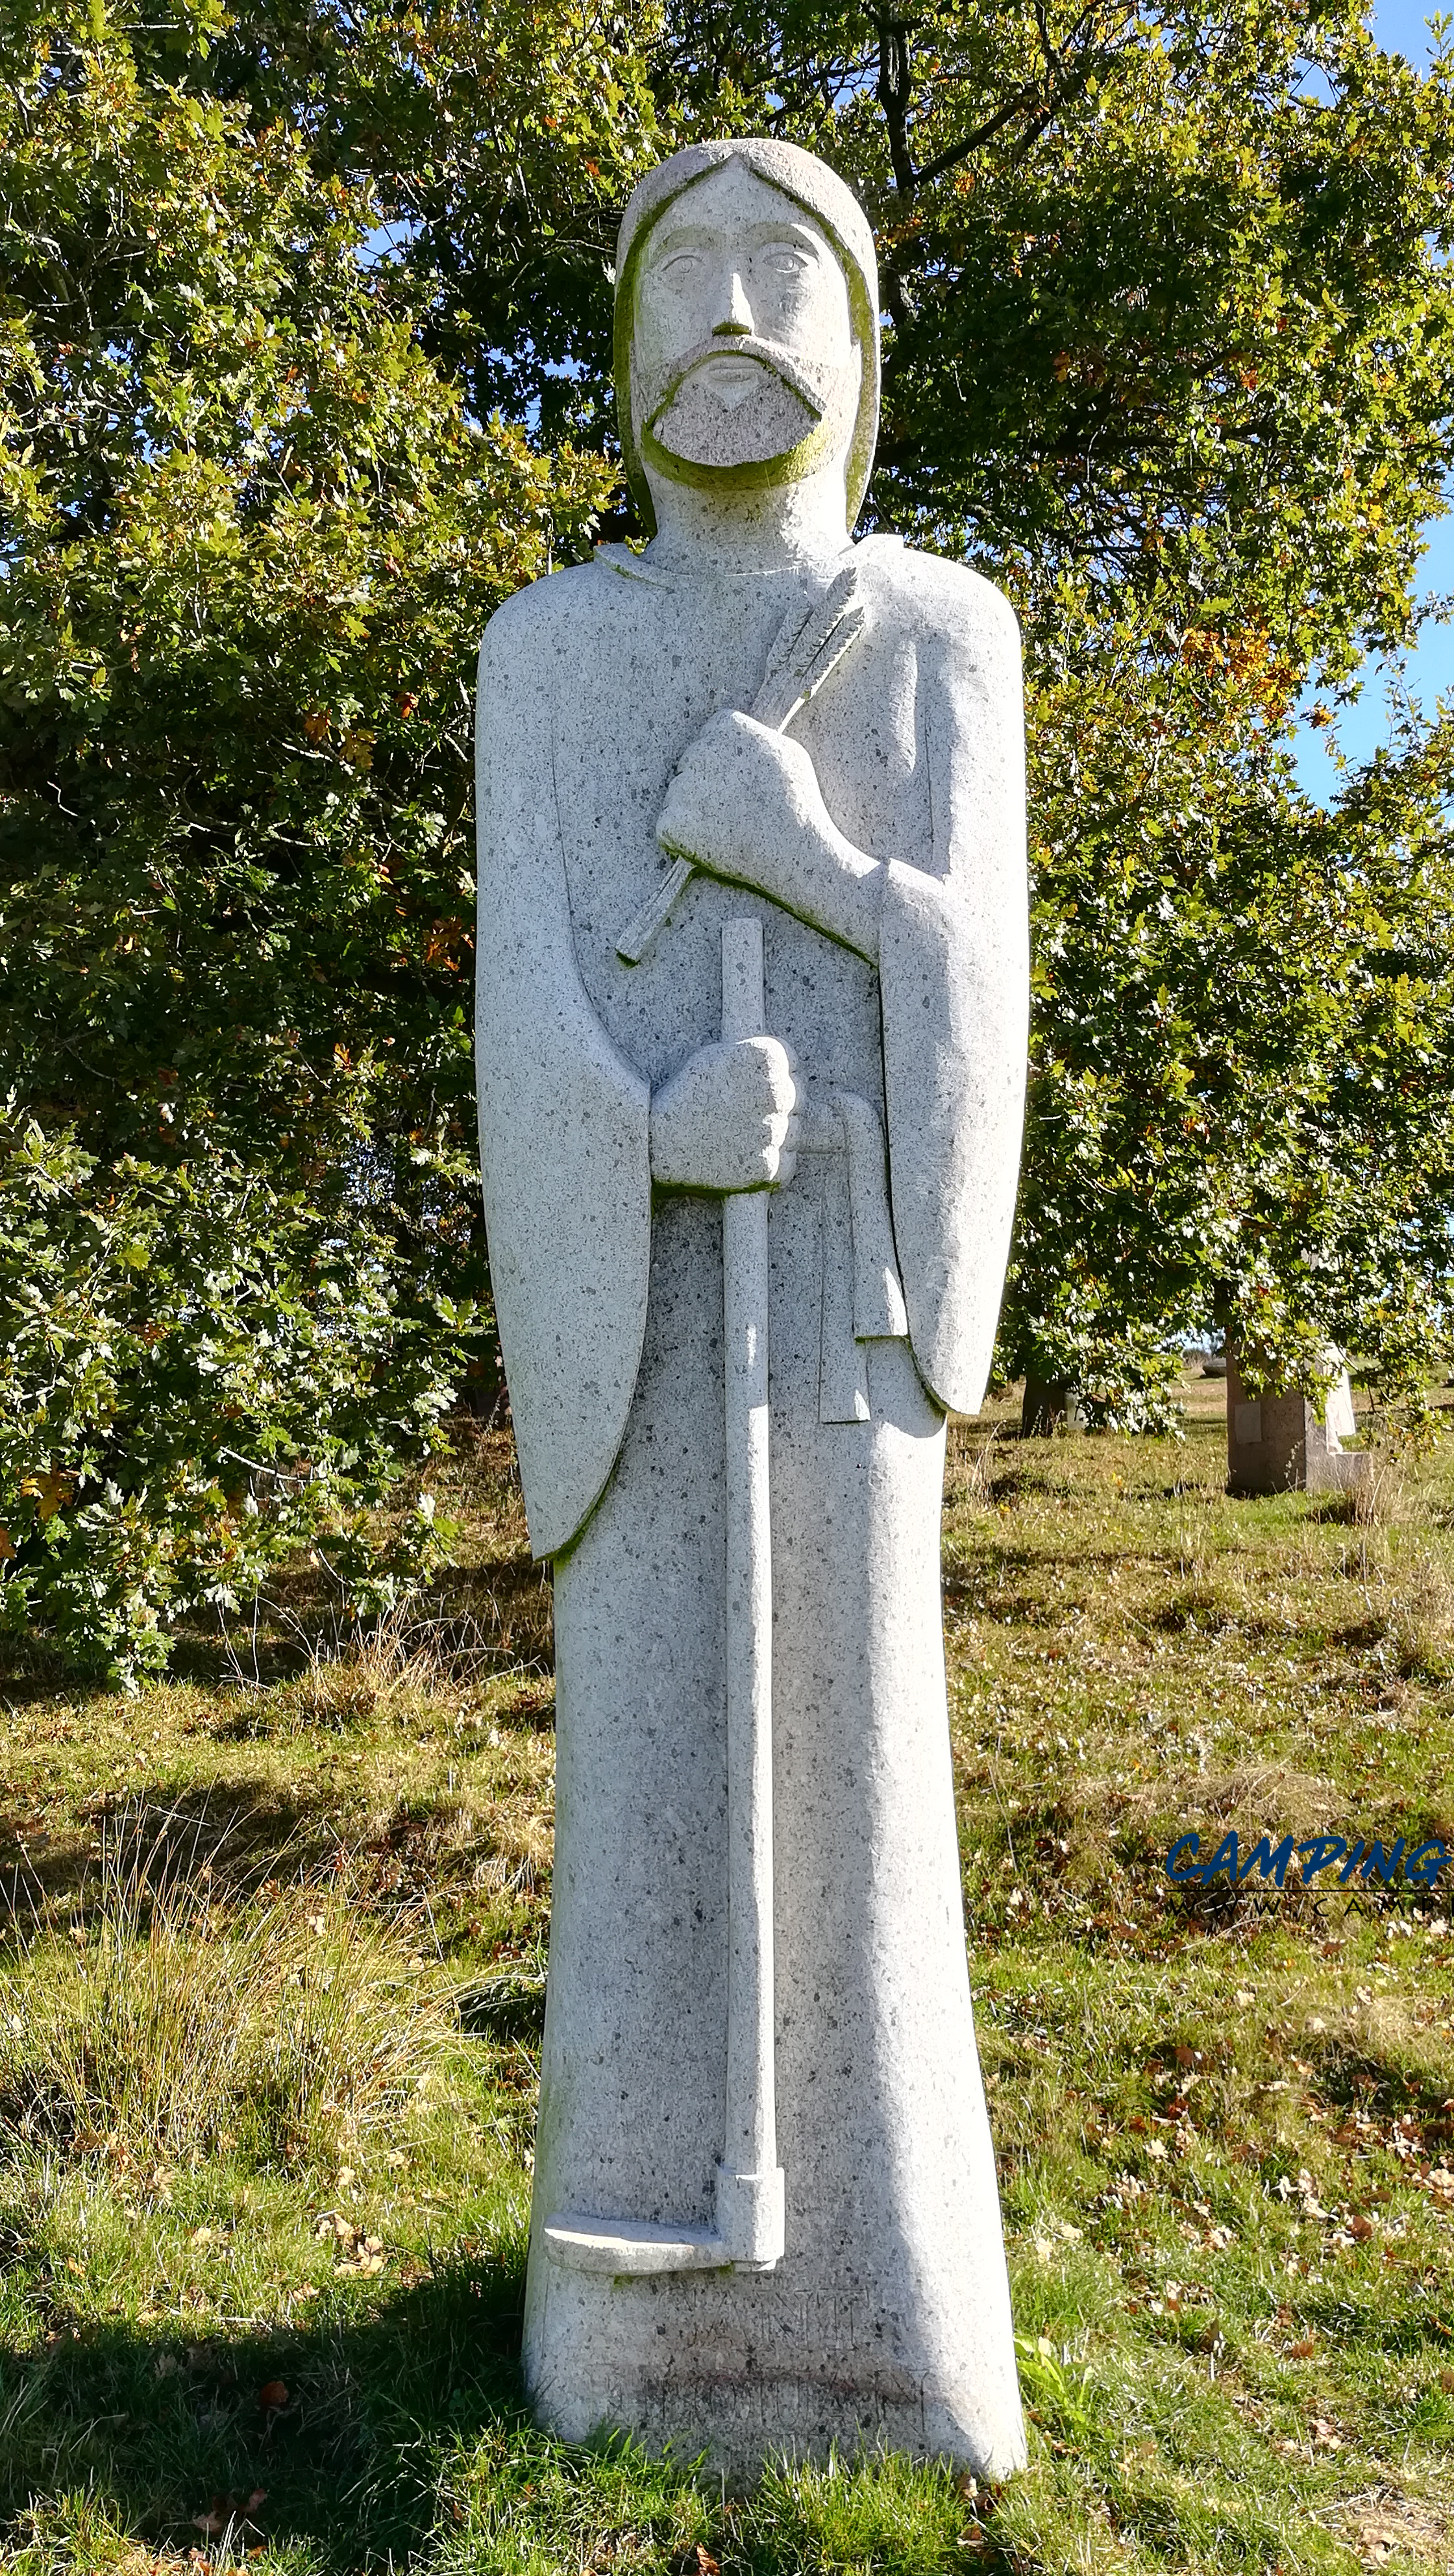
[714,912,782,2270]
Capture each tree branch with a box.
[893,2,1137,198]
[913,79,1058,189]
[876,14,916,197]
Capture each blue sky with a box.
[1294,0,1452,797]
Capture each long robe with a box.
[475,532,1029,2475]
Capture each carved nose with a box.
[713,270,754,336]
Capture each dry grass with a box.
[0,1818,454,2171]
[1,1397,1453,2571]
[948,1423,1007,1513]
[1373,1548,1454,1681]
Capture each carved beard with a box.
[638,334,857,474]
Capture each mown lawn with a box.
[1,1383,1453,2574]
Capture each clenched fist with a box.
[656,708,883,964]
[649,1035,801,1194]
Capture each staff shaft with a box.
[715,917,785,2270]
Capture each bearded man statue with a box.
[475,137,1029,2477]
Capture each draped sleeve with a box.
[474,582,652,1560]
[876,560,1028,1416]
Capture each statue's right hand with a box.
[649,1037,800,1194]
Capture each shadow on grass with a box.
[166,1560,557,1700]
[0,2242,530,2571]
[0,1779,362,1920]
[0,2234,1017,2576]
[0,1761,542,1930]
[0,1643,90,1711]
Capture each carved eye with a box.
[657,250,703,282]
[759,243,813,277]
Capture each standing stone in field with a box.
[1226,1341,1367,1498]
[1020,1374,1085,1436]
[474,138,1028,2477]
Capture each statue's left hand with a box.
[656,710,882,963]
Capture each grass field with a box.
[3,1380,1454,2574]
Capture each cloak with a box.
[476,530,1028,1561]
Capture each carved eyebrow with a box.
[645,225,715,258]
[748,223,824,254]
[647,217,826,263]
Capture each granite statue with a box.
[475,136,1029,2475]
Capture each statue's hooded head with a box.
[614,140,880,540]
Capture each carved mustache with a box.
[639,332,832,429]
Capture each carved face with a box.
[630,160,861,492]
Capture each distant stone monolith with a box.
[1226,1343,1366,1498]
